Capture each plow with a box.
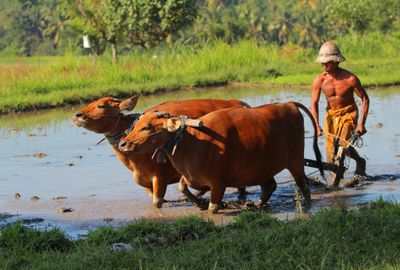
[304,131,365,187]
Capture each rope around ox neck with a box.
[124,130,164,144]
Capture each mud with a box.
[1,86,399,238]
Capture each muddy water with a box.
[1,85,399,238]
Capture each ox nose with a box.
[72,112,88,126]
[118,141,128,151]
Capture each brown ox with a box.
[119,102,323,213]
[72,95,248,208]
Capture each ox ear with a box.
[165,117,182,132]
[119,95,139,112]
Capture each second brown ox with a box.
[72,95,248,208]
[119,102,323,213]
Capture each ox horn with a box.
[165,117,203,132]
[185,118,203,128]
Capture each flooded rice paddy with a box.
[1,85,399,238]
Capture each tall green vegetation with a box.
[1,34,399,114]
[0,0,399,57]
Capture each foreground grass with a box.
[1,200,400,269]
[0,33,399,114]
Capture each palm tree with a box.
[268,10,294,45]
[294,15,322,48]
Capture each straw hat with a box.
[315,41,346,63]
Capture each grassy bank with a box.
[1,33,399,114]
[1,200,400,269]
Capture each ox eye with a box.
[97,104,106,109]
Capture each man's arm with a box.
[351,75,370,134]
[311,75,323,136]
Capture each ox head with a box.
[118,111,173,153]
[72,95,139,135]
[118,111,203,154]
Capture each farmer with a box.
[310,40,370,182]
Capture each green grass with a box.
[0,32,399,114]
[2,200,400,269]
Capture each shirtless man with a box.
[311,41,370,186]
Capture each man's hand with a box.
[356,124,367,135]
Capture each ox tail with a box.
[290,102,324,177]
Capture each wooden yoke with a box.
[184,118,203,128]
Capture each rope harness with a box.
[163,116,187,155]
[89,112,142,146]
[126,130,164,144]
[151,116,187,161]
[119,115,189,161]
[305,131,365,179]
[324,131,364,149]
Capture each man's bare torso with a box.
[318,68,356,110]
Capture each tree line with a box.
[0,0,399,61]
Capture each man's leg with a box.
[339,113,365,178]
[347,146,366,176]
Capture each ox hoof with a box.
[153,198,164,208]
[256,200,267,207]
[208,202,219,214]
[194,199,209,210]
[343,175,368,188]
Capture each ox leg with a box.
[288,163,311,202]
[209,185,226,214]
[194,189,208,197]
[237,186,247,201]
[257,178,277,206]
[178,177,208,210]
[152,177,167,208]
[293,174,311,202]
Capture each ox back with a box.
[144,99,249,115]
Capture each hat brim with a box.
[315,55,346,63]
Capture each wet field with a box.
[1,85,399,238]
